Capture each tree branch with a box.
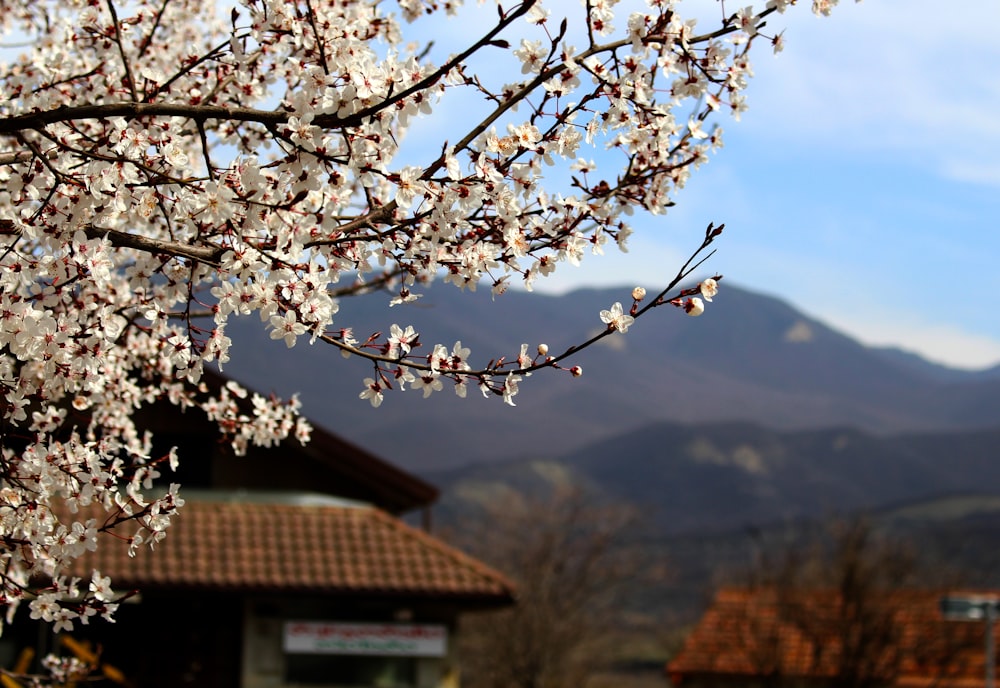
[0,219,226,264]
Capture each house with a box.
[667,586,993,687]
[1,371,514,688]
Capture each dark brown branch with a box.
[87,226,225,264]
[689,5,776,43]
[343,0,541,130]
[0,219,225,264]
[311,226,722,378]
[0,2,734,148]
[304,0,332,76]
[0,102,289,135]
[0,0,541,137]
[0,150,35,165]
[106,0,139,102]
[136,0,172,61]
[302,203,397,248]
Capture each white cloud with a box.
[942,159,1000,188]
[740,2,1000,186]
[814,307,1000,372]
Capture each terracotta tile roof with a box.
[668,587,991,687]
[69,497,515,604]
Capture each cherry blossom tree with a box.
[0,0,848,635]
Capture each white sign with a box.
[283,621,448,657]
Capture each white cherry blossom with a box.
[600,302,636,333]
[700,278,719,302]
[360,378,386,408]
[270,311,308,348]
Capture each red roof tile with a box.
[668,587,992,687]
[70,498,514,604]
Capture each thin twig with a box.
[106,0,139,102]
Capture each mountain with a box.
[871,347,993,383]
[220,282,1000,471]
[606,490,1000,623]
[217,282,1000,622]
[423,421,1000,622]
[424,421,1000,536]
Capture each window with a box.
[285,654,417,688]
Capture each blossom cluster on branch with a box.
[0,0,847,631]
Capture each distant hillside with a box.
[221,282,1000,471]
[617,492,1000,623]
[424,420,1000,624]
[872,347,1000,383]
[425,421,1000,536]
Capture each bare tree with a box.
[452,487,654,688]
[722,518,978,688]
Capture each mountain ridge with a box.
[424,419,1000,537]
[221,282,1000,472]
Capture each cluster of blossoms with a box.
[0,0,845,628]
[599,275,719,337]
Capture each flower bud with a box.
[632,286,646,301]
[537,343,549,356]
[684,297,705,316]
[570,365,583,377]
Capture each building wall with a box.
[5,591,463,688]
[242,596,461,688]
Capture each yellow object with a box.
[0,674,23,688]
[59,636,97,665]
[1,646,35,688]
[101,664,129,685]
[59,635,131,687]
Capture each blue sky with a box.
[726,2,1000,372]
[404,1,1000,370]
[8,2,995,369]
